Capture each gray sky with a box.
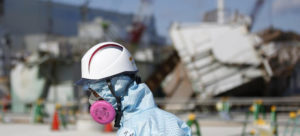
[51,0,300,39]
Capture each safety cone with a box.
[51,105,61,131]
[51,110,60,131]
[104,123,113,132]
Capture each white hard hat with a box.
[76,42,138,85]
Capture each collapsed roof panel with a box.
[170,23,270,98]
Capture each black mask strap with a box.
[134,75,142,84]
[129,74,141,84]
[106,79,122,128]
[105,76,137,128]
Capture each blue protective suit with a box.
[88,75,191,136]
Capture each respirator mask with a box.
[87,75,140,127]
[88,88,116,125]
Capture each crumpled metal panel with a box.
[170,23,268,98]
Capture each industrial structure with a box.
[0,0,167,114]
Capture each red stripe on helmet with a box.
[88,44,123,73]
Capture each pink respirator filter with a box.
[90,100,116,124]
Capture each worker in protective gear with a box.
[76,42,191,136]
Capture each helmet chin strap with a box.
[106,79,122,128]
[105,75,141,128]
